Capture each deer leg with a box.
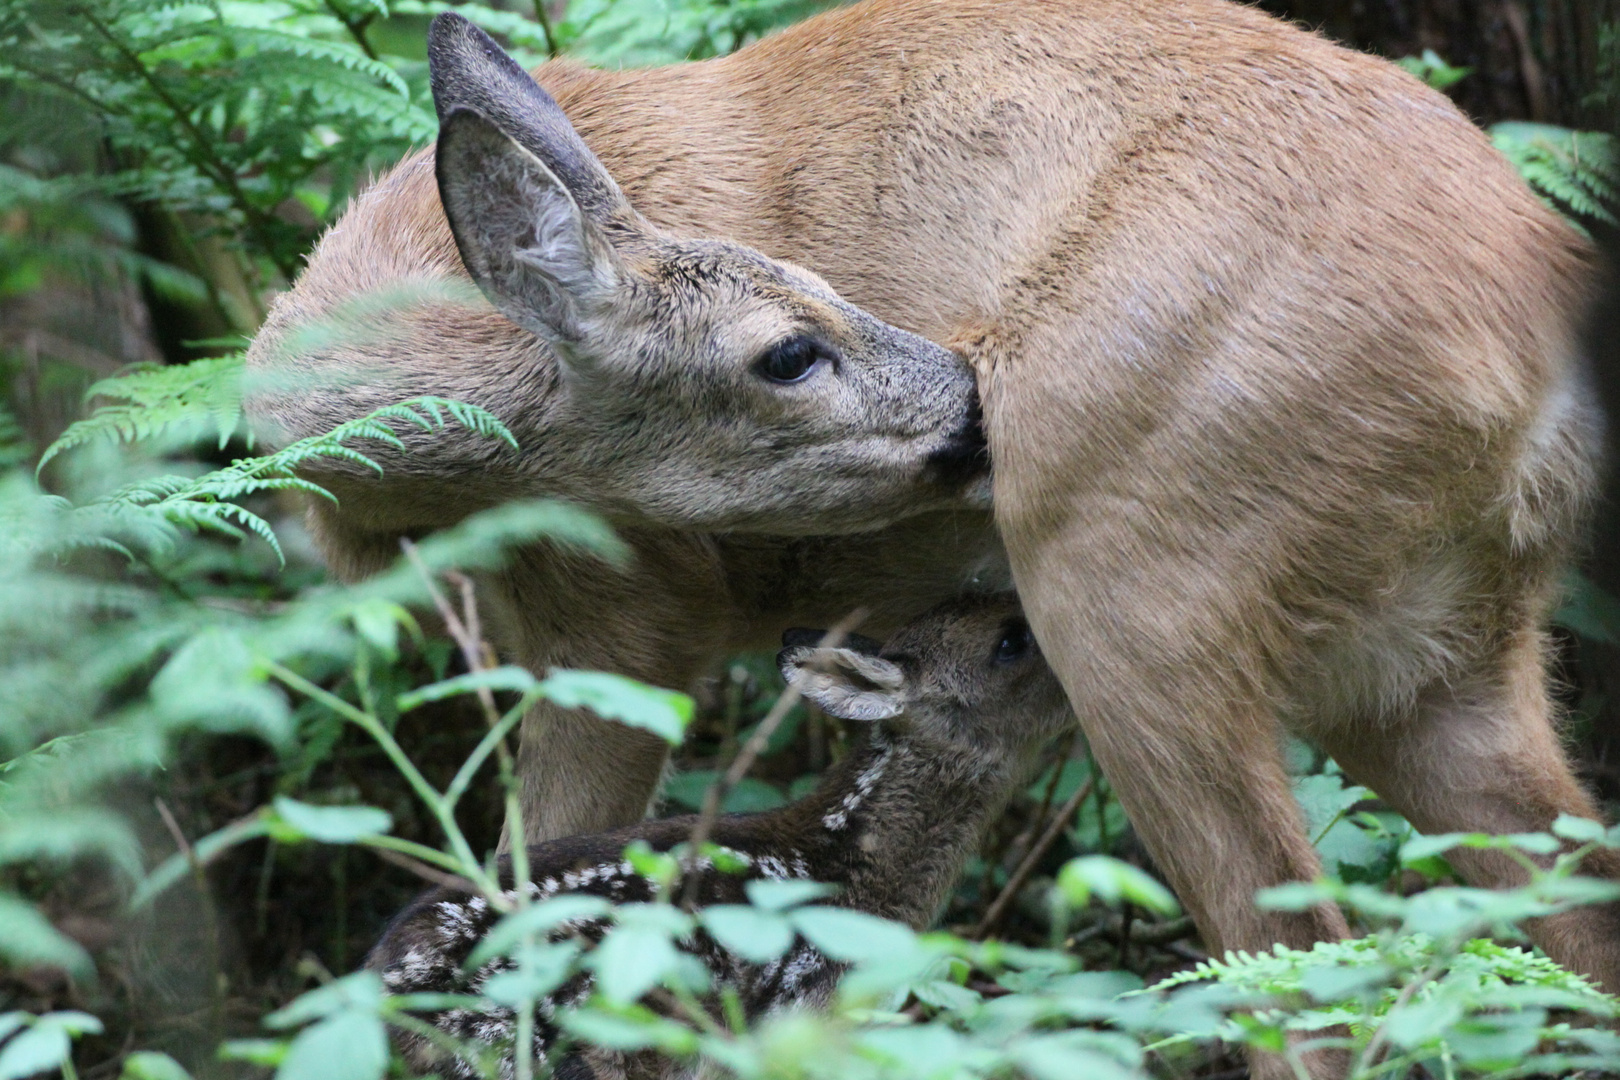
[1313,627,1620,993]
[480,534,735,845]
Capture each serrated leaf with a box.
[273,1010,386,1080]
[269,797,391,844]
[698,905,794,963]
[789,907,915,963]
[541,670,692,744]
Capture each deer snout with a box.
[923,397,990,487]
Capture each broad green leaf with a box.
[0,1024,70,1080]
[273,1010,387,1080]
[1553,814,1608,844]
[585,926,683,1005]
[350,599,414,661]
[789,906,915,963]
[541,670,693,744]
[408,500,627,573]
[559,1005,699,1055]
[745,879,836,912]
[0,806,142,880]
[480,941,579,1008]
[467,897,609,968]
[269,797,391,844]
[0,894,91,979]
[699,905,794,963]
[120,1051,194,1080]
[1402,830,1560,862]
[266,971,384,1029]
[1056,856,1179,916]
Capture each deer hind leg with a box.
[1312,626,1620,993]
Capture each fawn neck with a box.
[787,726,1018,927]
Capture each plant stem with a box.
[532,0,559,57]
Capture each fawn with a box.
[367,594,1073,1079]
[248,2,1620,1041]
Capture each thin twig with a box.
[680,608,868,907]
[373,848,481,894]
[973,771,1097,939]
[400,542,532,901]
[154,798,225,1040]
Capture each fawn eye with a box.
[994,620,1035,665]
[755,336,830,384]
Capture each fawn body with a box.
[368,596,1073,1079]
[247,0,1620,1018]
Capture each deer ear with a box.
[428,14,640,347]
[778,646,906,722]
[436,106,626,345]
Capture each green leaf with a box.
[744,879,835,912]
[585,925,683,1005]
[273,1011,387,1080]
[0,1024,71,1080]
[1553,814,1609,844]
[558,1005,699,1055]
[699,905,795,963]
[663,771,785,812]
[480,941,580,1008]
[408,499,627,573]
[269,797,391,844]
[1402,831,1560,862]
[0,895,92,980]
[1555,572,1620,644]
[0,806,142,881]
[120,1051,194,1080]
[789,906,915,963]
[265,972,384,1029]
[540,670,693,744]
[1056,856,1179,916]
[466,897,609,968]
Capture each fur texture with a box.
[247,0,1619,1044]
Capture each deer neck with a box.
[793,727,1016,928]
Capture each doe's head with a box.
[778,595,1075,769]
[425,14,988,531]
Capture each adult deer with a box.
[246,0,1620,1013]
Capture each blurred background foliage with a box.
[3,0,1620,1078]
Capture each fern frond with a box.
[39,353,247,472]
[224,26,410,97]
[1490,123,1620,229]
[75,395,517,566]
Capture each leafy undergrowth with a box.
[5,3,1620,1080]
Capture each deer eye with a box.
[993,620,1035,665]
[755,336,830,384]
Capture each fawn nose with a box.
[780,628,887,655]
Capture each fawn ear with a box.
[778,646,906,722]
[429,14,639,348]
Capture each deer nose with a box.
[923,398,989,486]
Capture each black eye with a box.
[994,619,1035,665]
[755,336,827,384]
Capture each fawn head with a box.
[418,14,987,529]
[778,595,1074,771]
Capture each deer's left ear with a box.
[778,646,905,721]
[428,13,644,350]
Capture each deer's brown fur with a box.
[247,0,1620,1030]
